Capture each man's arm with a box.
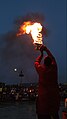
[40,45,56,64]
[34,50,43,72]
[35,51,43,64]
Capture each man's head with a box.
[44,56,52,67]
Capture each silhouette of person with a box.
[34,45,60,119]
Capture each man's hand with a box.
[40,45,47,52]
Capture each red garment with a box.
[35,55,60,114]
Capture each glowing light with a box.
[29,90,32,93]
[17,21,43,45]
[14,68,17,72]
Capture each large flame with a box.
[17,21,43,44]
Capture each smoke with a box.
[14,12,45,31]
[1,12,45,63]
[1,32,36,61]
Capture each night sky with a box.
[0,0,66,84]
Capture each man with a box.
[34,45,60,119]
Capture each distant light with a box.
[14,68,17,72]
[29,90,32,93]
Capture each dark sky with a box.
[0,0,66,84]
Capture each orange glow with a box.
[17,21,43,44]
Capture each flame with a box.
[17,21,43,44]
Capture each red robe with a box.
[35,55,60,114]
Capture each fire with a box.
[17,21,43,45]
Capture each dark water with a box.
[0,101,65,119]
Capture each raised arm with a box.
[35,51,43,64]
[34,50,43,72]
[40,45,57,65]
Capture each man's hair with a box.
[44,56,52,66]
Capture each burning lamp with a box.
[17,21,46,50]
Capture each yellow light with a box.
[17,21,43,45]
